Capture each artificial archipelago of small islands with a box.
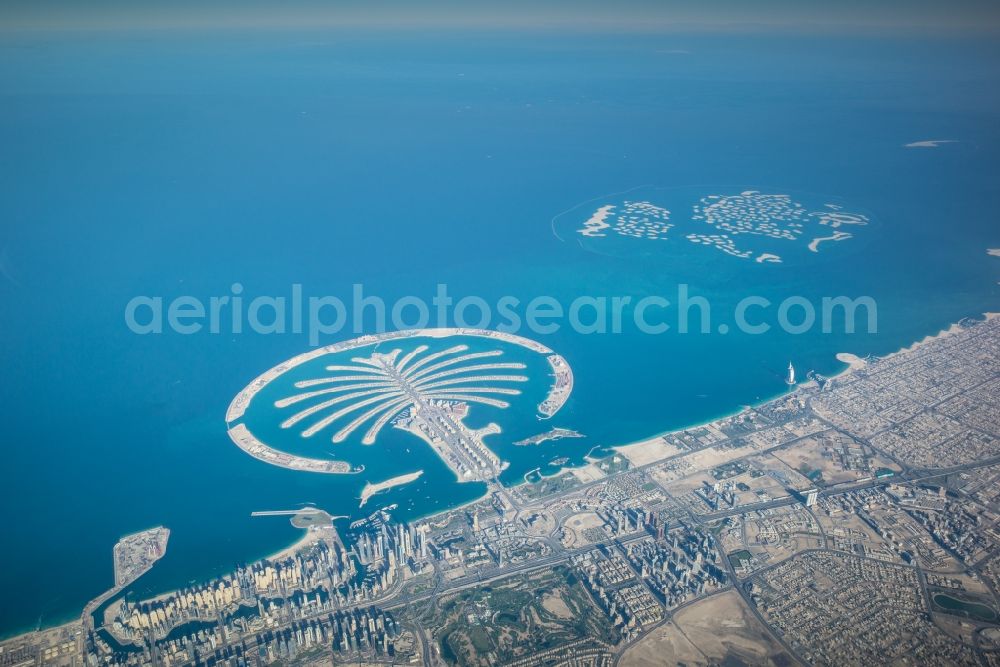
[7,315,1000,666]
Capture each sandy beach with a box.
[834,352,867,371]
[880,312,998,363]
[265,527,325,563]
[608,312,999,470]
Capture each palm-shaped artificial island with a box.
[225,328,573,484]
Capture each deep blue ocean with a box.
[1,29,999,636]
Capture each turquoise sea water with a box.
[1,29,999,636]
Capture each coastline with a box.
[608,311,1000,465]
[264,524,327,563]
[6,312,1000,642]
[834,352,867,371]
[880,312,998,362]
[0,525,330,644]
[80,310,993,631]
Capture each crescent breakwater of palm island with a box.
[8,314,1000,666]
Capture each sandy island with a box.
[754,253,782,263]
[359,470,424,508]
[578,204,615,237]
[904,139,957,148]
[808,231,851,252]
[514,427,584,447]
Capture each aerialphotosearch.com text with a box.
[124,283,878,345]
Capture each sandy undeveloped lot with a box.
[540,591,574,619]
[569,463,606,483]
[770,433,900,486]
[621,590,798,666]
[614,437,686,466]
[561,511,608,548]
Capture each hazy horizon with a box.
[3,0,1000,34]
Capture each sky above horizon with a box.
[3,0,1000,33]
